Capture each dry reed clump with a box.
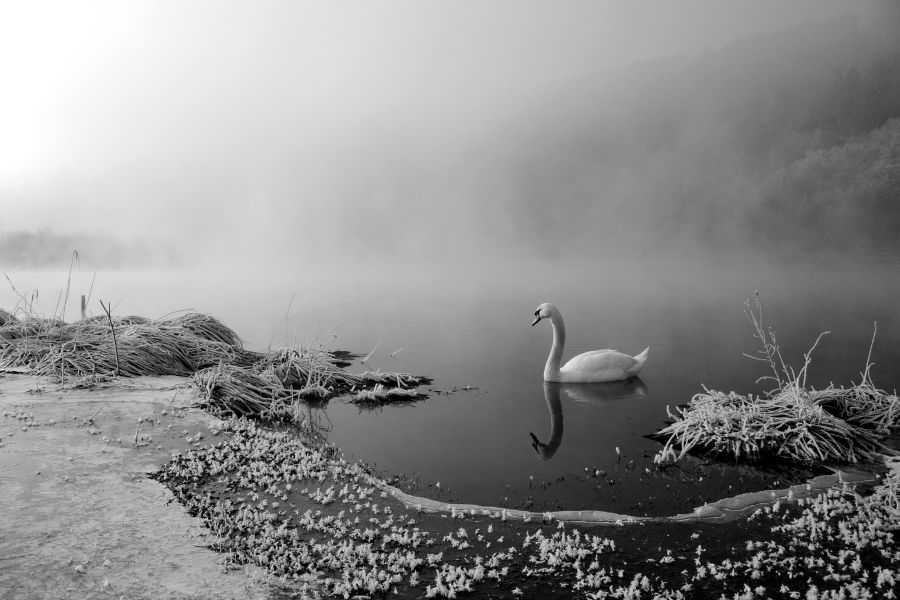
[192,363,341,448]
[82,314,152,327]
[0,308,16,326]
[0,315,62,342]
[654,294,898,467]
[258,345,349,390]
[350,383,423,405]
[192,346,431,424]
[654,388,885,465]
[163,312,242,347]
[258,344,430,398]
[0,314,69,368]
[254,346,428,392]
[0,299,431,425]
[192,364,293,418]
[809,376,900,434]
[0,309,243,380]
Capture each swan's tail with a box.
[629,347,650,375]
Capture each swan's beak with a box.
[531,316,541,326]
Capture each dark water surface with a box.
[7,258,900,516]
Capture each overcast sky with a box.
[0,0,868,260]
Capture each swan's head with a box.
[531,302,554,326]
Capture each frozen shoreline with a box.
[0,374,270,600]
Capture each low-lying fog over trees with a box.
[1,2,898,267]
[496,7,900,257]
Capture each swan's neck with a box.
[544,310,566,381]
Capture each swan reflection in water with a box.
[529,378,648,460]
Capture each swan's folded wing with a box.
[560,349,635,374]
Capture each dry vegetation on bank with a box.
[0,300,429,424]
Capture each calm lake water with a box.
[5,258,900,516]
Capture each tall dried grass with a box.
[0,309,243,379]
[1,268,430,430]
[0,298,430,428]
[654,387,886,465]
[193,346,430,423]
[654,294,898,466]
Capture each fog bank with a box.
[1,1,897,269]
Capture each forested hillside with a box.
[492,3,900,256]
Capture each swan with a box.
[532,302,649,383]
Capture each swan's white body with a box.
[532,302,649,383]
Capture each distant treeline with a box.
[493,2,900,256]
[0,229,180,269]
